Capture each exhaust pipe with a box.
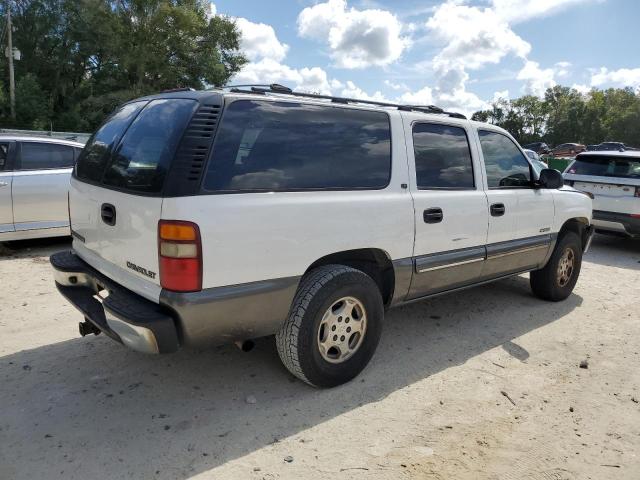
[234,340,255,352]
[79,319,101,337]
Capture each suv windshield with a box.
[75,99,197,193]
[567,155,640,178]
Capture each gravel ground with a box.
[0,234,639,480]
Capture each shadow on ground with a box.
[583,233,640,269]
[0,237,71,261]
[1,273,582,480]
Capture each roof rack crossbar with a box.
[222,83,467,119]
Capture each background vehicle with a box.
[523,142,551,155]
[551,143,586,157]
[564,151,640,237]
[51,86,593,388]
[0,136,84,241]
[586,142,637,152]
[523,149,550,176]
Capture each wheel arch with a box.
[559,217,590,250]
[305,248,396,306]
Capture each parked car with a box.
[551,143,586,157]
[0,136,84,242]
[586,142,636,152]
[51,86,593,388]
[564,151,640,238]
[523,142,551,155]
[523,149,549,175]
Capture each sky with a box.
[210,0,640,115]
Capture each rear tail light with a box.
[158,220,202,292]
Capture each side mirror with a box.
[539,168,564,189]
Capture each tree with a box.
[0,0,246,131]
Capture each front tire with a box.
[530,231,582,301]
[276,265,384,388]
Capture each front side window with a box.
[412,123,474,189]
[19,143,74,170]
[479,130,532,188]
[203,100,392,192]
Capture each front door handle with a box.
[101,203,116,226]
[424,207,443,224]
[490,203,506,217]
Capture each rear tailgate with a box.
[565,154,640,215]
[566,175,639,214]
[69,97,201,302]
[71,178,163,301]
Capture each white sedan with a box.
[0,136,84,241]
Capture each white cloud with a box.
[517,60,556,96]
[297,0,410,69]
[340,81,389,101]
[590,67,640,89]
[236,18,289,62]
[555,61,571,79]
[427,3,530,72]
[233,59,332,94]
[384,80,408,91]
[399,86,433,105]
[493,89,510,102]
[572,83,591,94]
[491,0,595,24]
[207,2,216,19]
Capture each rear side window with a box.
[76,101,147,183]
[479,130,531,188]
[19,142,74,169]
[567,155,640,178]
[101,99,198,193]
[203,100,391,192]
[412,123,474,189]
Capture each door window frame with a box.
[411,120,477,191]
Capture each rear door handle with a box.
[101,203,116,226]
[490,203,505,217]
[423,207,443,224]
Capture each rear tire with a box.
[530,231,582,301]
[276,264,384,388]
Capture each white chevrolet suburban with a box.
[51,85,594,387]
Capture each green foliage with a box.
[0,0,247,131]
[473,86,640,148]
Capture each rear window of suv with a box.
[202,100,391,192]
[567,155,640,178]
[75,99,198,193]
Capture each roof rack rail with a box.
[221,83,467,119]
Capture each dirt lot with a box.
[0,235,639,480]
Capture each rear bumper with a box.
[51,251,179,354]
[51,250,301,351]
[592,210,640,237]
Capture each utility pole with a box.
[7,2,15,121]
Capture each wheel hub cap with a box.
[557,247,575,287]
[317,296,367,364]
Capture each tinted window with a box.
[0,143,8,169]
[412,123,474,189]
[19,142,74,169]
[479,130,531,188]
[76,101,147,182]
[567,155,640,178]
[101,99,197,193]
[203,100,391,192]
